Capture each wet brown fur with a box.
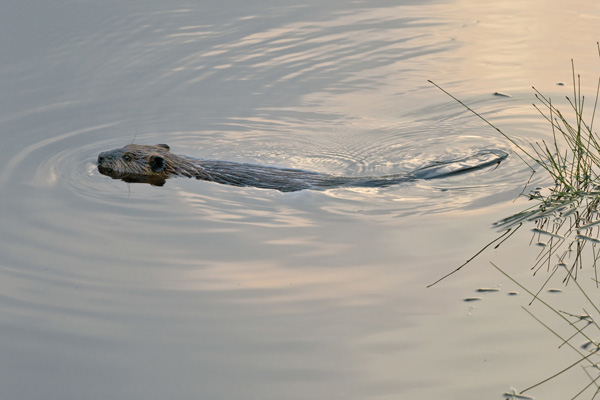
[97,144,212,186]
[97,144,509,191]
[97,143,348,190]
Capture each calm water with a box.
[2,1,600,399]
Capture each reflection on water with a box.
[2,0,600,399]
[449,64,600,396]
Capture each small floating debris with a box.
[503,388,535,399]
[547,288,563,293]
[508,291,519,296]
[493,91,512,97]
[581,340,597,350]
[476,287,501,293]
[464,297,482,302]
[528,192,542,200]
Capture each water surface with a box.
[2,1,600,399]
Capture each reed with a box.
[428,44,600,286]
[430,44,600,398]
[431,44,600,204]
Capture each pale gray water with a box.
[2,1,600,399]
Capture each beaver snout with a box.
[97,151,113,165]
[97,152,118,174]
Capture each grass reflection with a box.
[432,45,600,398]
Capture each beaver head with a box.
[97,143,212,186]
[97,144,174,186]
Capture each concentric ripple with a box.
[2,105,548,221]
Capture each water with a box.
[2,1,600,399]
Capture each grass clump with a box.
[430,44,600,398]
[428,44,600,286]
[431,44,600,203]
[530,62,600,197]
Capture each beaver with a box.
[97,144,508,192]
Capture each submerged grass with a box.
[430,44,600,398]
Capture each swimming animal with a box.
[97,144,508,192]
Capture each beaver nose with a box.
[97,151,111,165]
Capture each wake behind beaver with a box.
[97,144,509,192]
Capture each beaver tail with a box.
[346,149,509,188]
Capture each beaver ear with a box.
[149,155,165,173]
[156,144,170,151]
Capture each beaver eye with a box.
[123,153,132,162]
